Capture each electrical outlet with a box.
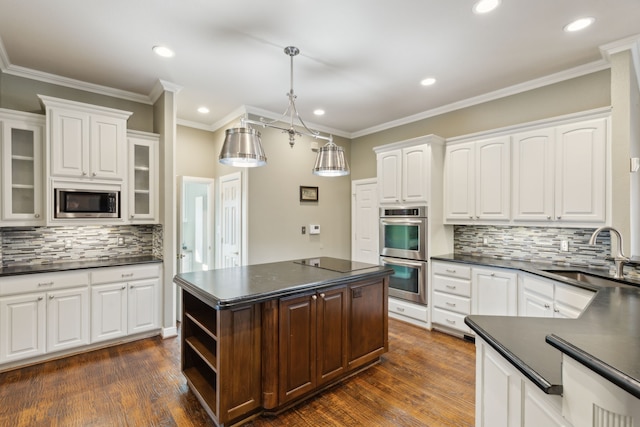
[483,237,489,246]
[560,240,569,252]
[301,226,306,235]
[64,239,72,249]
[117,236,125,246]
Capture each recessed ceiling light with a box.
[313,109,325,116]
[473,0,501,14]
[153,45,175,58]
[563,17,595,32]
[421,77,436,86]
[197,106,210,114]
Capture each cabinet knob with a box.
[557,216,562,220]
[547,216,551,220]
[130,214,135,218]
[35,214,40,218]
[554,308,560,313]
[121,286,126,290]
[544,304,550,309]
[37,296,44,301]
[49,295,55,300]
[490,273,495,277]
[82,171,87,176]
[469,216,473,219]
[92,172,97,177]
[312,295,317,300]
[320,293,325,298]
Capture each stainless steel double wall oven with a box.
[379,206,428,305]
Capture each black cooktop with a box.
[294,257,376,273]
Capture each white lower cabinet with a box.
[91,283,128,342]
[476,337,570,427]
[0,292,46,363]
[472,266,518,316]
[46,286,90,353]
[388,297,429,328]
[431,261,473,336]
[0,263,161,368]
[518,274,594,318]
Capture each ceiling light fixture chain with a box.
[219,45,349,176]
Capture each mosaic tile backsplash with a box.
[454,225,640,279]
[0,224,163,267]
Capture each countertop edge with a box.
[465,316,562,395]
[0,256,163,276]
[546,334,640,400]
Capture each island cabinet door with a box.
[316,286,348,386]
[278,292,318,404]
[347,277,389,370]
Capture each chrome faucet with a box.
[588,226,630,279]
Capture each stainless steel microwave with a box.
[54,188,120,219]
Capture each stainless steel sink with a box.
[542,270,625,287]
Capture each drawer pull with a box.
[446,318,456,324]
[445,269,456,273]
[121,273,134,278]
[396,307,405,312]
[446,285,456,290]
[446,302,456,307]
[544,304,550,309]
[38,281,54,287]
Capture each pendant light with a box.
[218,46,349,177]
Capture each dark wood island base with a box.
[175,259,392,426]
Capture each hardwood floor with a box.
[0,319,475,427]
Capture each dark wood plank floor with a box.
[0,319,475,427]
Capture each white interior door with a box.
[352,178,380,264]
[177,176,214,319]
[219,172,242,268]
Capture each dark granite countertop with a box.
[432,254,640,399]
[0,255,162,277]
[174,257,392,309]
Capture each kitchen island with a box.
[173,257,392,427]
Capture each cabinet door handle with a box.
[38,281,54,287]
[554,308,560,313]
[544,304,550,309]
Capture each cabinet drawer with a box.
[432,276,471,297]
[432,291,471,315]
[388,298,428,322]
[91,264,160,285]
[432,308,472,334]
[432,262,471,280]
[0,270,90,296]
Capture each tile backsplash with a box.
[453,225,640,279]
[0,224,162,267]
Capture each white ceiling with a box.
[0,0,639,137]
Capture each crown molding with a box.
[150,79,183,103]
[351,59,610,139]
[600,33,640,90]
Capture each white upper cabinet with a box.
[128,131,159,223]
[375,136,443,206]
[444,136,510,222]
[446,109,610,226]
[512,128,555,221]
[512,117,607,224]
[554,118,607,223]
[0,110,45,226]
[39,95,132,182]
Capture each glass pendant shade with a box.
[312,142,350,177]
[219,128,267,167]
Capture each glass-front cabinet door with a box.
[0,111,45,225]
[128,131,159,223]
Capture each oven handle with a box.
[380,257,426,269]
[380,218,425,225]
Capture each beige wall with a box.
[350,70,612,180]
[0,72,154,132]
[176,125,218,178]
